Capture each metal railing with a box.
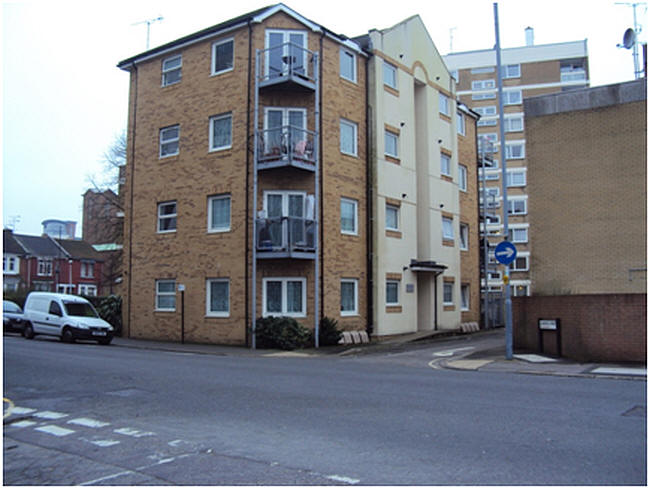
[256,217,315,253]
[258,42,316,85]
[258,126,316,167]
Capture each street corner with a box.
[4,397,15,419]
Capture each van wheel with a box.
[61,328,75,343]
[23,324,34,340]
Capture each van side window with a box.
[49,301,62,316]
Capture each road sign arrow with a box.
[496,248,514,258]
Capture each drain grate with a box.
[622,405,646,417]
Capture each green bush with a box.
[318,316,342,346]
[255,316,312,350]
[91,295,123,337]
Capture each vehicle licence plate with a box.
[92,331,107,336]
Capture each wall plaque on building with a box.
[538,319,558,330]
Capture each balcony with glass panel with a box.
[258,40,317,92]
[256,216,315,259]
[257,124,316,171]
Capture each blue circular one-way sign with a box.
[495,241,517,265]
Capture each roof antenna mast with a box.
[132,16,164,50]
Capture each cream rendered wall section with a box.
[369,15,463,335]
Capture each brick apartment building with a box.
[444,32,589,299]
[117,4,480,345]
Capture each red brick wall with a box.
[513,294,647,363]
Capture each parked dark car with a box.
[3,300,25,334]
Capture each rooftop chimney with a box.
[525,27,534,46]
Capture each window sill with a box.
[209,146,233,154]
[340,76,358,87]
[154,309,176,313]
[385,155,400,165]
[443,305,455,311]
[386,305,402,313]
[441,174,453,183]
[211,68,234,77]
[207,228,231,234]
[341,231,359,237]
[384,85,399,97]
[439,113,452,122]
[442,239,454,247]
[386,230,402,239]
[341,312,359,317]
[206,313,230,318]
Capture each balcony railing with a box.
[257,125,316,171]
[256,216,315,259]
[258,42,317,91]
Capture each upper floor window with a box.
[474,106,496,117]
[505,142,525,160]
[3,255,19,274]
[37,258,52,276]
[458,164,468,191]
[340,48,356,83]
[504,90,523,105]
[340,119,358,156]
[472,79,495,90]
[507,169,527,187]
[504,115,524,132]
[159,125,179,158]
[162,55,182,86]
[459,223,469,250]
[471,66,494,74]
[509,227,529,243]
[502,63,521,79]
[442,216,454,240]
[212,38,234,75]
[507,197,528,215]
[384,130,399,158]
[80,261,94,278]
[209,113,232,152]
[440,153,451,177]
[457,112,466,136]
[340,198,358,235]
[208,195,231,233]
[443,282,454,306]
[385,203,399,231]
[157,201,177,233]
[383,61,397,89]
[266,30,307,78]
[439,93,451,116]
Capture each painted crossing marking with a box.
[89,439,121,447]
[11,420,37,428]
[33,410,68,420]
[11,406,37,415]
[67,417,111,428]
[114,427,156,438]
[35,425,75,437]
[327,475,361,485]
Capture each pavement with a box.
[110,329,647,381]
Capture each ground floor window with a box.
[57,284,75,294]
[156,279,176,311]
[443,282,454,306]
[386,280,400,306]
[263,277,306,317]
[78,284,97,296]
[340,279,358,316]
[206,279,229,317]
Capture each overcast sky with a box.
[2,0,646,237]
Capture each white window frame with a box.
[385,203,400,232]
[157,201,177,233]
[440,153,451,177]
[509,226,529,243]
[510,254,530,272]
[340,48,357,83]
[460,284,470,311]
[459,164,468,192]
[37,258,53,276]
[460,223,469,250]
[386,279,400,306]
[265,30,307,78]
[507,197,528,215]
[442,216,454,240]
[383,61,397,89]
[78,284,97,297]
[162,54,182,87]
[206,278,230,317]
[3,254,19,274]
[209,113,233,152]
[57,284,75,294]
[340,278,358,316]
[478,118,497,127]
[340,197,358,236]
[207,194,231,233]
[340,119,358,156]
[504,90,523,105]
[457,112,466,136]
[211,38,234,76]
[475,106,497,116]
[507,169,527,187]
[472,79,495,90]
[443,282,454,306]
[439,93,451,116]
[155,279,176,312]
[384,130,399,158]
[505,142,525,160]
[262,277,307,318]
[504,115,524,133]
[80,261,94,278]
[159,125,180,158]
[502,63,521,79]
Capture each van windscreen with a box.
[63,301,99,318]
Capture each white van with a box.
[23,292,114,345]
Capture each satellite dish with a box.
[623,28,636,49]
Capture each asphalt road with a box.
[3,334,646,485]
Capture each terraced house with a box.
[118,4,479,345]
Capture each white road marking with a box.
[67,417,110,428]
[11,406,36,415]
[80,470,134,486]
[327,475,361,485]
[11,420,37,428]
[513,354,559,363]
[90,439,121,447]
[432,347,474,357]
[114,427,156,438]
[33,410,68,420]
[35,425,75,437]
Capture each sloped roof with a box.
[55,239,104,261]
[13,234,63,258]
[3,230,26,255]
